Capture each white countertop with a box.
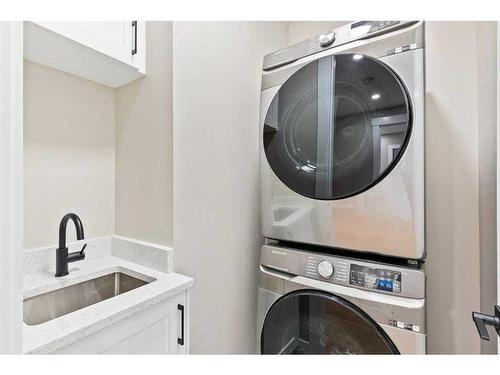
[23,256,193,354]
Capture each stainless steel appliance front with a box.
[259,21,425,259]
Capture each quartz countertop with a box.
[23,256,193,354]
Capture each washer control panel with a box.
[349,264,401,293]
[304,253,348,284]
[260,244,425,299]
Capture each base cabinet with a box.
[53,291,188,354]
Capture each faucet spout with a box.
[58,213,85,249]
[55,213,87,277]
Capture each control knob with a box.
[318,32,336,47]
[317,260,334,279]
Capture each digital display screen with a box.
[349,264,401,293]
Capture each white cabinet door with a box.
[24,21,146,87]
[33,21,145,70]
[168,291,189,354]
[52,290,189,354]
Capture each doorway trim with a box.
[0,21,23,354]
[496,20,500,354]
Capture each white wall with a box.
[23,61,116,249]
[173,22,288,353]
[425,21,497,354]
[497,22,500,355]
[116,21,174,247]
[477,22,498,354]
[0,21,23,354]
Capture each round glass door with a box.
[261,290,399,354]
[263,53,411,200]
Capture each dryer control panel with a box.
[350,21,401,36]
[260,244,425,299]
[262,20,419,71]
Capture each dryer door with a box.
[263,53,411,200]
[261,290,399,354]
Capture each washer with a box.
[260,21,425,259]
[257,244,426,354]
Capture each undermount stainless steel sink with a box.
[24,272,152,326]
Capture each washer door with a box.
[261,290,399,354]
[263,53,411,200]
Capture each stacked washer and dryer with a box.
[257,21,426,354]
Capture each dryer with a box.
[257,244,426,354]
[260,21,425,259]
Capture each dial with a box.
[317,260,334,278]
[318,32,336,47]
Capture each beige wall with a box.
[425,21,497,354]
[24,22,174,250]
[115,21,174,247]
[24,61,115,249]
[173,21,288,353]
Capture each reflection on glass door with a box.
[261,291,399,354]
[263,53,411,200]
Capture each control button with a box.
[318,32,336,47]
[393,281,401,294]
[317,260,334,278]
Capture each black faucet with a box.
[55,213,87,277]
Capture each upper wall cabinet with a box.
[24,21,146,88]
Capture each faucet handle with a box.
[79,243,87,258]
[66,243,87,264]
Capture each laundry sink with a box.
[23,272,152,326]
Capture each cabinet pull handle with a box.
[132,21,138,55]
[177,304,185,346]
